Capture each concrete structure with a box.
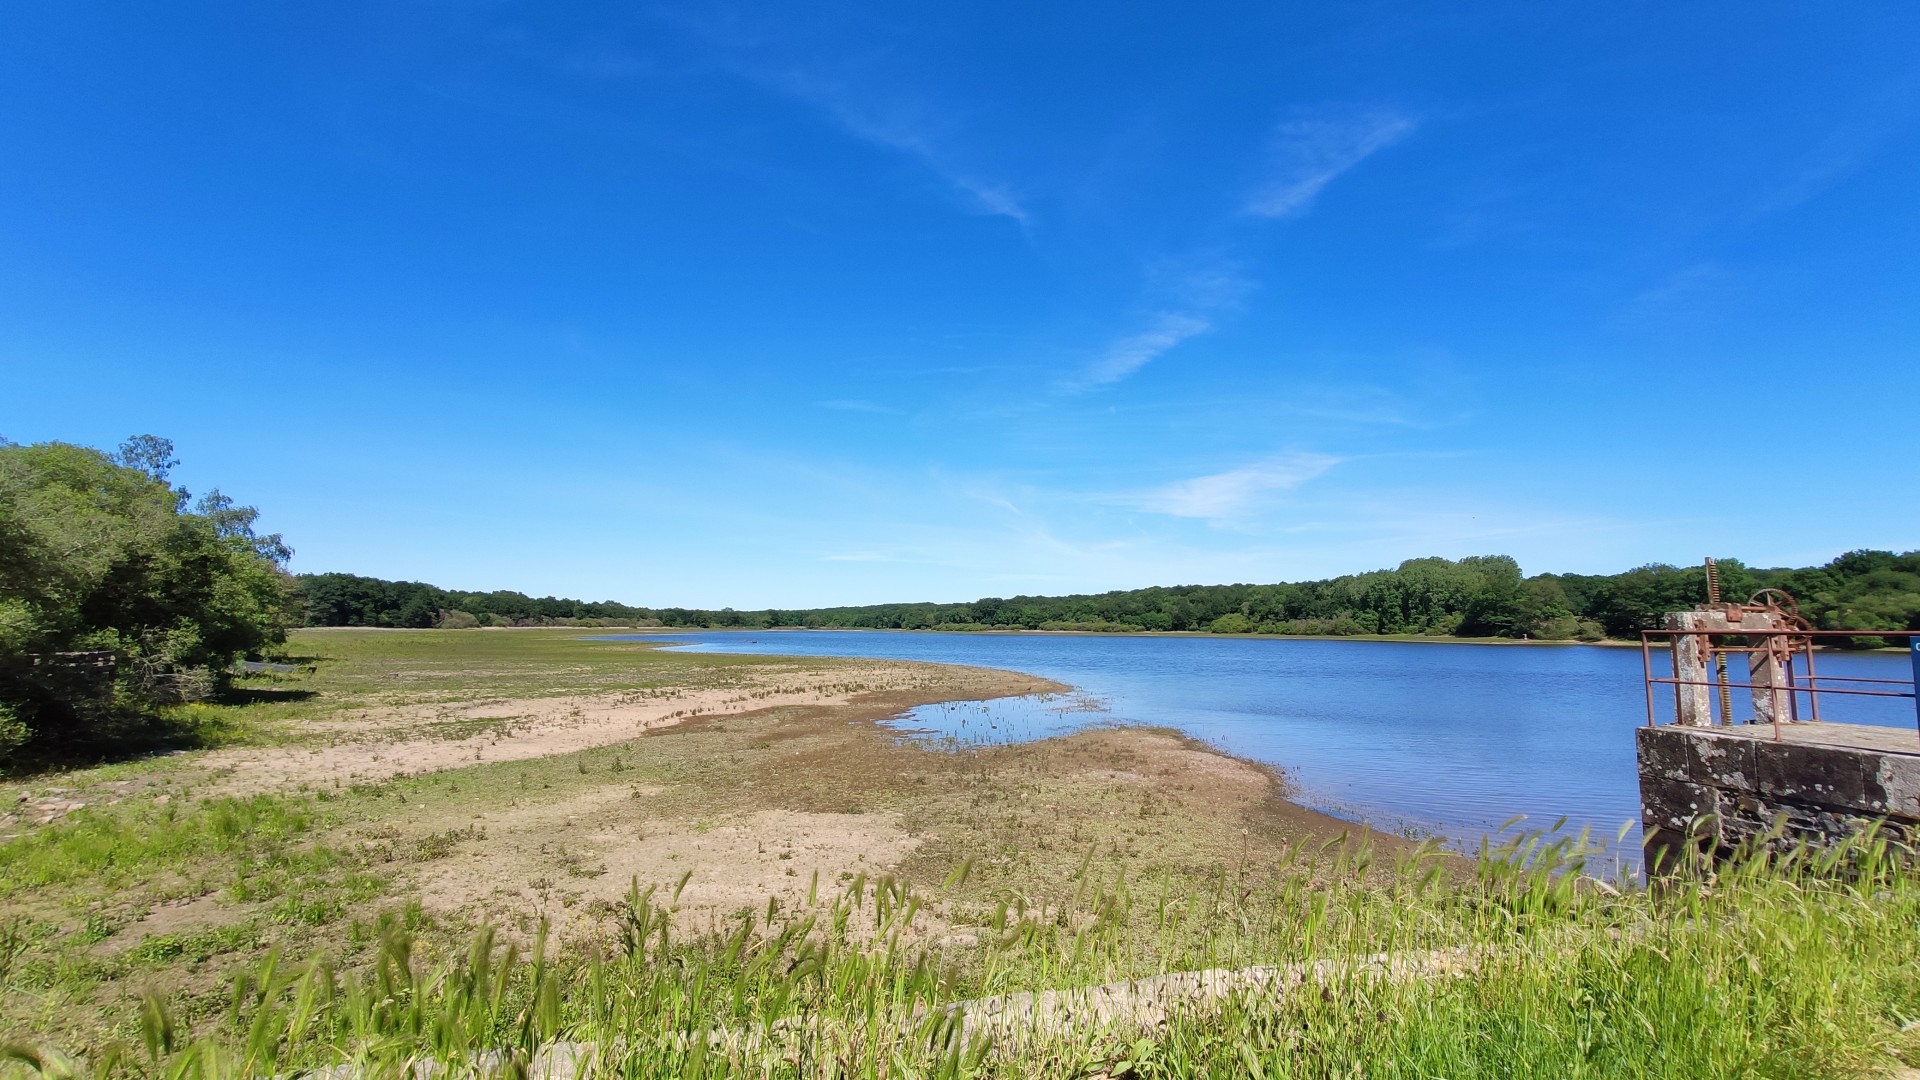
[1662,606,1796,728]
[1638,720,1920,869]
[1637,592,1920,869]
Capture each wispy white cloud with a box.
[1069,263,1252,388]
[959,481,1024,516]
[1069,107,1411,389]
[780,76,1029,224]
[652,7,1028,224]
[1083,312,1212,386]
[1245,107,1416,219]
[668,8,1036,224]
[1112,453,1342,520]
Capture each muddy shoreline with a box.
[1,631,1414,1045]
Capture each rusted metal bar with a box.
[1646,675,1912,700]
[1643,611,1915,735]
[1784,656,1800,724]
[1641,629,1915,638]
[1642,634,1658,727]
[1805,644,1824,723]
[1705,559,1736,724]
[1668,627,1686,725]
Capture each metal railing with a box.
[1640,628,1919,742]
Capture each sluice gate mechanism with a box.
[1635,561,1920,871]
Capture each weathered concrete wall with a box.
[1638,723,1920,869]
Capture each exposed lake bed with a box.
[631,630,1917,860]
[2,629,1392,1047]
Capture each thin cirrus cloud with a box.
[1072,265,1253,388]
[1113,453,1343,520]
[1245,108,1417,219]
[1059,108,1415,390]
[749,63,1029,225]
[1081,312,1213,386]
[659,8,1030,224]
[803,86,1030,224]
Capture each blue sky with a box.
[3,2,1916,608]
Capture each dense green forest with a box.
[296,572,654,630]
[296,550,1919,645]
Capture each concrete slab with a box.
[1688,721,1920,757]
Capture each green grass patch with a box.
[4,830,1916,1078]
[0,796,317,898]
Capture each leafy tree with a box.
[111,433,180,484]
[0,437,295,757]
[1455,556,1529,636]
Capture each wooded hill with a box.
[296,550,1920,644]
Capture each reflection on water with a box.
[603,630,1914,862]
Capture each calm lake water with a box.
[609,631,1916,861]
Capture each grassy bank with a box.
[8,830,1918,1078]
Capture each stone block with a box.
[1867,753,1920,820]
[1685,731,1757,789]
[1635,726,1692,783]
[1664,613,1713,726]
[1638,772,1719,837]
[1753,739,1871,810]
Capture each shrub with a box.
[0,704,26,754]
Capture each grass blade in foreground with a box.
[6,827,1917,1078]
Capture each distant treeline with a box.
[296,573,655,630]
[296,549,1919,644]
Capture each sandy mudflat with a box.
[189,658,1055,795]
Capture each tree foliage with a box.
[295,573,655,629]
[299,552,1920,645]
[0,437,295,757]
